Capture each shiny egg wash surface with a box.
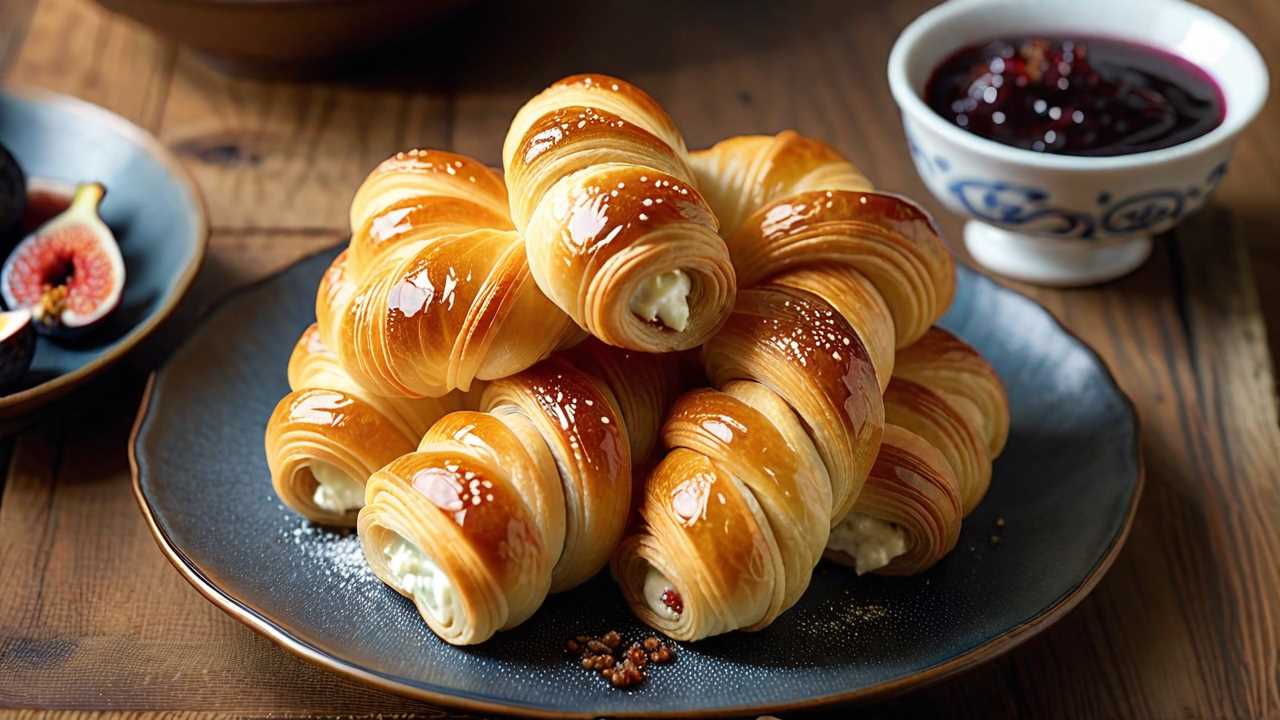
[924,36,1224,156]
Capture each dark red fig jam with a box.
[925,36,1225,157]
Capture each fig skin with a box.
[19,178,74,236]
[0,182,126,339]
[0,308,35,391]
[0,144,26,248]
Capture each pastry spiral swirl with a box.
[613,132,970,640]
[826,327,1009,576]
[689,130,873,237]
[315,149,579,398]
[884,327,1009,514]
[358,339,688,645]
[503,74,736,351]
[264,324,462,526]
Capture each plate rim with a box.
[129,252,1145,719]
[0,85,210,416]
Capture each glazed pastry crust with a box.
[887,327,1009,514]
[481,357,631,593]
[613,131,962,641]
[690,130,873,236]
[316,149,578,398]
[360,420,553,645]
[825,423,963,575]
[358,344,689,645]
[726,189,955,348]
[825,327,1010,575]
[613,448,776,640]
[894,327,1010,459]
[559,338,692,464]
[504,75,736,351]
[702,284,884,523]
[264,324,460,526]
[621,381,832,636]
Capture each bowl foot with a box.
[964,221,1152,287]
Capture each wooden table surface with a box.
[1,0,1277,718]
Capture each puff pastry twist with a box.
[315,149,579,398]
[264,324,463,526]
[825,327,1009,576]
[357,339,687,645]
[504,75,736,352]
[613,132,979,640]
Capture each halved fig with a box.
[1,182,125,336]
[0,143,25,244]
[20,178,74,236]
[0,308,35,390]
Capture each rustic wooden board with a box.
[1,0,1277,717]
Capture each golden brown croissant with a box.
[315,149,580,398]
[264,324,462,526]
[357,339,688,645]
[828,423,963,576]
[826,328,1008,575]
[503,74,736,352]
[612,132,960,640]
[894,327,1010,462]
[689,130,873,237]
[692,131,954,353]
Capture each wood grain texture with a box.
[159,58,453,231]
[0,0,36,77]
[0,232,429,717]
[2,0,174,128]
[1,0,1278,718]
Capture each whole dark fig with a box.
[0,143,26,247]
[0,307,35,390]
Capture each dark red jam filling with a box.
[660,588,683,615]
[924,36,1224,157]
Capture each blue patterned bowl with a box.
[889,0,1267,286]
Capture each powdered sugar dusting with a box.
[275,504,375,588]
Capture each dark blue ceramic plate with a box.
[0,88,207,418]
[132,247,1141,719]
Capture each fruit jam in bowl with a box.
[889,0,1268,286]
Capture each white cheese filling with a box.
[629,269,691,332]
[383,535,456,626]
[310,461,365,513]
[643,566,681,620]
[828,513,908,575]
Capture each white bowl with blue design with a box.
[888,0,1268,286]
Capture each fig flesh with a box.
[1,182,125,336]
[0,308,35,390]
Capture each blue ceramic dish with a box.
[0,88,207,418]
[131,247,1141,718]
